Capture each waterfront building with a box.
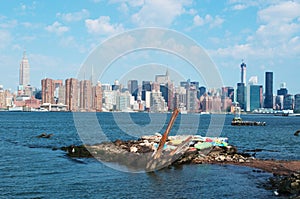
[57,85,66,105]
[247,84,263,112]
[236,83,246,110]
[222,87,234,100]
[150,90,167,112]
[92,82,102,112]
[116,91,131,111]
[41,78,55,104]
[112,80,120,91]
[173,86,186,110]
[79,80,92,111]
[159,82,174,111]
[283,94,293,110]
[264,72,273,108]
[141,81,152,107]
[294,94,300,113]
[102,90,118,111]
[277,83,288,96]
[0,85,5,109]
[155,70,169,85]
[186,85,199,112]
[275,95,284,110]
[236,61,247,110]
[128,80,138,100]
[65,78,79,111]
[190,81,200,98]
[101,84,112,91]
[211,96,222,113]
[199,86,206,97]
[19,51,30,86]
[245,77,263,112]
[142,81,152,91]
[276,83,288,110]
[200,94,212,112]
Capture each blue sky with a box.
[0,0,299,94]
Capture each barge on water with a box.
[231,117,266,126]
[231,105,266,126]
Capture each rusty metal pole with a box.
[154,109,180,159]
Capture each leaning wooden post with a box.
[154,109,180,159]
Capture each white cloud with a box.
[131,0,190,27]
[232,4,247,10]
[255,1,300,49]
[118,3,129,13]
[45,21,69,35]
[0,17,18,29]
[16,2,37,15]
[193,14,224,28]
[193,15,204,26]
[85,16,124,35]
[56,9,90,22]
[109,0,145,7]
[258,1,300,24]
[0,30,12,49]
[186,8,197,15]
[213,1,300,61]
[210,16,224,28]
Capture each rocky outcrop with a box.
[266,173,300,198]
[61,137,300,197]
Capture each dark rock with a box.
[37,133,53,138]
[61,145,93,158]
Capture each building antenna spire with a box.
[23,49,27,59]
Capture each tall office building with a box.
[79,80,92,111]
[283,94,293,110]
[186,85,198,112]
[92,82,102,112]
[236,83,246,110]
[41,78,55,104]
[65,78,79,112]
[199,86,206,97]
[277,82,288,96]
[294,94,300,113]
[19,51,30,86]
[247,84,263,112]
[264,72,273,108]
[128,80,138,100]
[241,61,246,84]
[236,61,247,110]
[155,70,169,85]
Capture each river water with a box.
[0,112,299,198]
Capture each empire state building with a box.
[19,51,30,86]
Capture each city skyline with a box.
[0,1,299,94]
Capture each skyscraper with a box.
[277,82,288,96]
[236,83,246,110]
[92,82,102,112]
[236,61,247,110]
[65,78,79,112]
[79,80,92,111]
[264,72,273,108]
[241,61,246,84]
[19,51,30,86]
[128,80,138,100]
[41,78,55,104]
[294,94,300,113]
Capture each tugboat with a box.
[231,106,266,126]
